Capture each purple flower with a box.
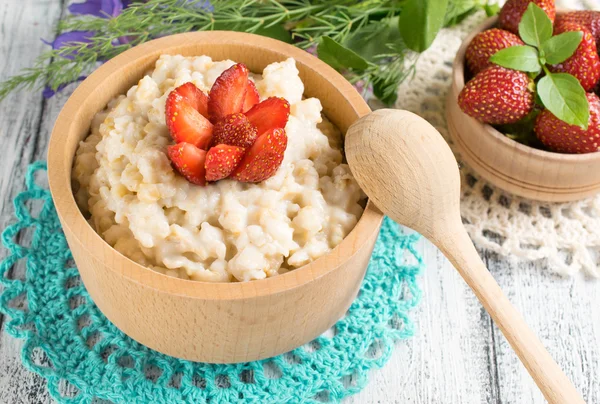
[353,80,366,94]
[42,0,213,99]
[68,0,124,18]
[43,31,95,60]
[186,0,213,12]
[43,76,87,99]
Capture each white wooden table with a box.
[1,1,599,403]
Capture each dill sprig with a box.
[0,0,485,103]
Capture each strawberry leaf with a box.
[490,45,541,73]
[537,72,589,129]
[518,3,553,48]
[540,31,583,65]
[317,36,370,71]
[399,0,449,52]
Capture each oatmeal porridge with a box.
[72,55,366,282]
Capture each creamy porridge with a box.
[72,55,366,282]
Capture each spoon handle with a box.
[436,222,584,404]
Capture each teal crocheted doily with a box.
[0,162,423,403]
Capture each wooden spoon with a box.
[346,109,584,404]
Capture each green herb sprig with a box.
[490,3,589,128]
[0,0,495,104]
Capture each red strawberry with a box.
[207,63,249,123]
[231,128,287,183]
[205,144,246,181]
[534,93,600,154]
[499,0,556,35]
[166,87,213,150]
[245,97,291,137]
[172,82,209,118]
[212,113,258,148]
[243,80,260,113]
[550,22,600,91]
[555,11,600,45]
[466,29,524,75]
[167,142,207,185]
[458,66,534,125]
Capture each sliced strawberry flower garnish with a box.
[242,80,260,113]
[168,142,207,186]
[166,90,213,150]
[207,63,249,123]
[244,97,290,137]
[173,82,209,118]
[205,144,246,181]
[231,128,287,183]
[212,112,258,149]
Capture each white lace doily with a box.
[391,0,600,277]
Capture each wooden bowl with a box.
[47,31,383,363]
[447,16,600,202]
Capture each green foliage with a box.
[0,0,486,105]
[318,37,370,71]
[490,45,541,72]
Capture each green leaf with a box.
[317,36,370,71]
[490,45,541,72]
[253,24,292,44]
[537,72,589,129]
[519,3,553,48]
[344,17,403,62]
[444,0,480,27]
[399,0,449,52]
[540,31,583,65]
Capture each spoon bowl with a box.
[346,109,460,243]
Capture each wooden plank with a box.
[0,1,65,403]
[487,252,600,404]
[347,238,495,403]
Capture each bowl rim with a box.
[47,31,383,301]
[453,15,600,163]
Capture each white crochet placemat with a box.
[391,0,600,277]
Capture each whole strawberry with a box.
[499,0,556,35]
[534,92,600,153]
[550,22,600,91]
[555,11,600,45]
[458,66,534,125]
[466,29,524,75]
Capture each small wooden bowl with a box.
[47,32,383,363]
[447,16,600,202]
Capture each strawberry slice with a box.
[231,128,287,183]
[205,144,246,181]
[174,82,209,118]
[242,80,260,113]
[244,97,290,137]
[166,90,213,150]
[167,142,207,186]
[212,113,258,148]
[207,63,249,123]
